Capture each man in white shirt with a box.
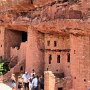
[22,72,30,90]
[32,75,38,90]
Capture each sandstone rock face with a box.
[0,0,90,90]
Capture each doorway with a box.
[22,31,27,42]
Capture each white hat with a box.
[25,72,28,74]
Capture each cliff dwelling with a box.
[0,0,90,90]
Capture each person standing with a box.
[39,75,44,90]
[29,78,33,90]
[22,72,30,90]
[17,76,23,90]
[32,75,38,90]
[11,74,16,90]
[31,69,36,79]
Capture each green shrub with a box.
[0,58,10,75]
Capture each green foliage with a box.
[0,58,10,76]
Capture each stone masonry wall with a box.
[33,0,55,7]
[18,42,27,62]
[45,34,70,50]
[44,71,72,90]
[44,71,55,90]
[70,34,90,90]
[0,26,5,59]
[10,47,19,58]
[10,42,27,62]
[26,27,44,75]
[45,34,70,76]
[4,29,22,60]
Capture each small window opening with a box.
[49,54,52,64]
[74,77,76,79]
[74,50,76,54]
[31,0,33,4]
[67,53,70,63]
[57,55,60,63]
[54,41,57,47]
[1,45,2,47]
[84,79,86,82]
[47,41,50,46]
[20,66,23,71]
[58,87,63,90]
[62,0,69,3]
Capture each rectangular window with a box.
[49,54,52,64]
[58,87,63,90]
[47,40,50,46]
[67,53,70,63]
[57,55,60,63]
[31,0,33,4]
[54,41,57,47]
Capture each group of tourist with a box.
[11,69,44,90]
